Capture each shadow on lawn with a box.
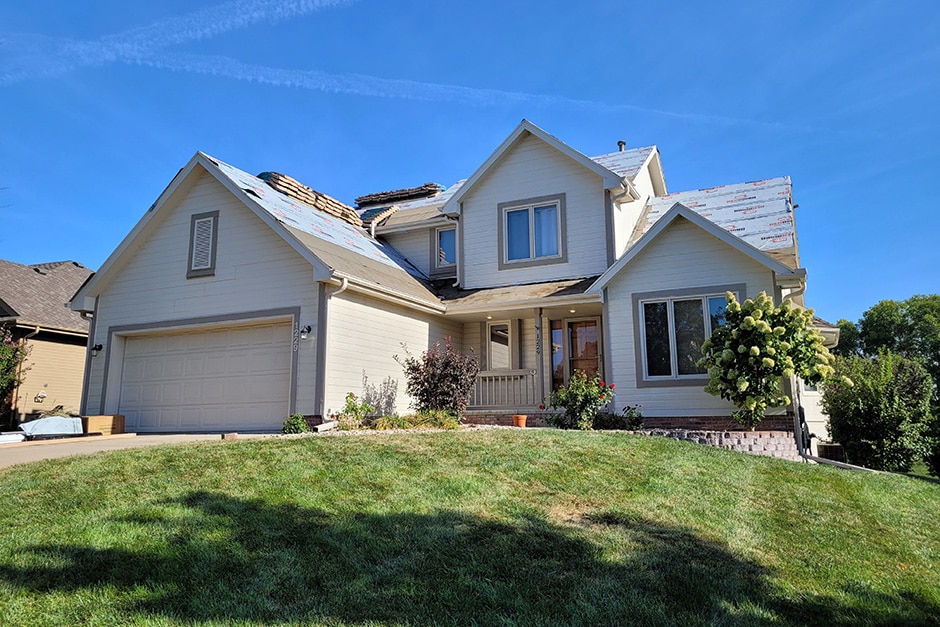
[2,492,937,625]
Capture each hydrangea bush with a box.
[698,291,837,429]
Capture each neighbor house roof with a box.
[635,177,799,268]
[0,260,92,334]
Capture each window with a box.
[487,321,513,369]
[640,293,734,381]
[498,194,567,269]
[187,211,219,278]
[436,227,456,267]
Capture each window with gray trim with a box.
[436,227,456,267]
[187,211,219,278]
[639,293,734,380]
[497,194,567,269]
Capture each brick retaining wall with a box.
[638,429,801,461]
[462,412,794,432]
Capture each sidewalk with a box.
[0,433,242,470]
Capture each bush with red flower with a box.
[546,370,614,430]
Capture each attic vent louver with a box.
[191,217,214,270]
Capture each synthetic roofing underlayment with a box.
[209,156,421,277]
[641,177,795,254]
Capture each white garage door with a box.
[119,322,292,432]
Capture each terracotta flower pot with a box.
[512,414,527,428]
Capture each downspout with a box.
[314,277,349,418]
[11,325,40,422]
[779,275,871,470]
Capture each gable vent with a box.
[191,217,214,270]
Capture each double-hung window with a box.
[498,194,566,269]
[637,290,739,383]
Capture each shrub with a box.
[593,404,643,431]
[395,338,480,416]
[821,350,932,472]
[698,292,836,429]
[281,413,309,434]
[546,371,614,430]
[373,410,460,431]
[336,392,375,430]
[925,419,940,478]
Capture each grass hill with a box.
[1,429,938,625]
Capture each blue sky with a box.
[1,0,937,324]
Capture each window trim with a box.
[632,284,746,388]
[430,225,457,276]
[186,210,219,278]
[497,193,567,270]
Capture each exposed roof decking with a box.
[0,260,92,333]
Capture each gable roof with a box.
[0,260,92,333]
[441,120,634,214]
[73,153,443,313]
[635,177,799,268]
[591,203,805,292]
[590,146,658,180]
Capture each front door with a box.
[550,317,602,390]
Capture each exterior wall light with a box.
[90,343,103,357]
[300,325,312,340]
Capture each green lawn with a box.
[1,430,938,626]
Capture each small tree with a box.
[395,337,480,416]
[821,350,932,472]
[698,292,836,429]
[1,324,30,411]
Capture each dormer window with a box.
[436,227,456,267]
[187,211,219,278]
[498,193,567,269]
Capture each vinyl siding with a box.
[461,134,608,288]
[325,290,462,416]
[84,170,319,415]
[605,217,777,417]
[15,337,86,416]
[382,230,432,277]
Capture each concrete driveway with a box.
[0,434,245,470]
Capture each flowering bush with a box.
[1,325,30,410]
[395,337,479,416]
[698,291,838,429]
[546,371,614,430]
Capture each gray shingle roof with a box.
[0,260,92,333]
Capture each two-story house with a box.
[71,120,828,433]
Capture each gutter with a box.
[791,377,876,472]
[443,292,602,317]
[328,273,445,315]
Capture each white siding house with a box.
[72,119,834,437]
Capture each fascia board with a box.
[374,215,452,235]
[443,292,602,317]
[70,154,206,307]
[441,120,622,214]
[590,203,803,292]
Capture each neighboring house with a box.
[71,120,835,434]
[0,260,93,423]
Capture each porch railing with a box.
[470,369,538,408]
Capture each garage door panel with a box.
[120,321,291,432]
